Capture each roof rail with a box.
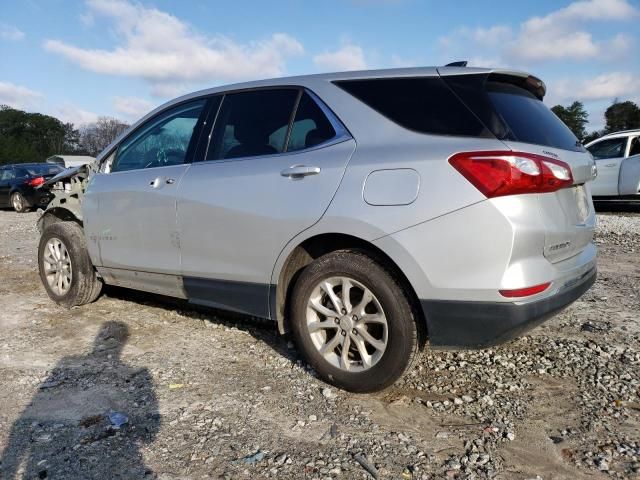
[445,61,468,67]
[602,128,640,136]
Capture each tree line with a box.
[0,105,129,165]
[551,99,640,144]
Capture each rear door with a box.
[84,99,206,274]
[587,137,628,196]
[176,88,354,316]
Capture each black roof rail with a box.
[445,61,468,67]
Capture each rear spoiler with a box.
[439,64,546,100]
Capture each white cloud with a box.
[54,104,100,125]
[439,0,638,64]
[510,0,638,61]
[440,25,512,49]
[113,96,155,120]
[313,44,368,71]
[553,72,640,102]
[0,81,43,109]
[44,0,304,95]
[0,23,25,41]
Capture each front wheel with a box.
[38,221,103,308]
[290,250,418,393]
[11,192,29,213]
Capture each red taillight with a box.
[449,151,573,198]
[26,176,45,187]
[499,282,551,298]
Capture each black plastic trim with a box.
[183,277,271,318]
[421,268,596,349]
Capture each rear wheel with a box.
[38,221,103,308]
[11,192,29,213]
[290,250,418,392]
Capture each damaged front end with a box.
[36,162,97,233]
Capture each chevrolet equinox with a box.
[37,66,597,392]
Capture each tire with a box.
[11,192,29,213]
[290,250,418,393]
[38,221,103,308]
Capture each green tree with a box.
[551,101,589,140]
[604,100,640,133]
[0,105,82,165]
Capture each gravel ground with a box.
[0,209,638,479]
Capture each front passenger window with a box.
[113,100,205,172]
[587,138,626,160]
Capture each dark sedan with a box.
[0,163,65,212]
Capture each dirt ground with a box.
[0,207,638,479]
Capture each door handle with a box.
[603,163,616,167]
[280,165,321,178]
[149,177,176,188]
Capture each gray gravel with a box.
[0,209,638,479]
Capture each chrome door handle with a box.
[604,163,616,167]
[280,165,321,178]
[149,177,176,188]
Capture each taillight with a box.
[26,176,45,187]
[449,151,573,198]
[500,282,551,298]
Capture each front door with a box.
[588,137,628,196]
[84,99,206,274]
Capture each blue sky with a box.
[1,0,638,131]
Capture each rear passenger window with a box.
[288,92,336,151]
[207,89,299,160]
[113,100,205,172]
[334,77,490,137]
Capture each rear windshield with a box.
[486,81,582,152]
[444,74,583,152]
[335,74,583,152]
[16,164,64,177]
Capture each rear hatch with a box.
[439,69,596,263]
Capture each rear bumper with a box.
[22,188,53,207]
[421,267,596,349]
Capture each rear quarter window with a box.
[334,77,491,137]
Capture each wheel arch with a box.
[272,232,426,346]
[37,207,83,233]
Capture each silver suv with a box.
[37,66,597,392]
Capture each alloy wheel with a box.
[306,276,388,372]
[42,237,73,296]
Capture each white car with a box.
[586,129,640,198]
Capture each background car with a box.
[46,155,96,168]
[586,129,640,199]
[0,163,65,212]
